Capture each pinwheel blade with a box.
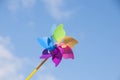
[63,36,78,48]
[53,24,66,42]
[37,37,49,48]
[51,47,62,67]
[40,49,51,59]
[47,37,55,50]
[60,45,74,59]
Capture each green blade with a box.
[53,24,66,42]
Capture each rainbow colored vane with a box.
[38,24,78,66]
[26,24,78,80]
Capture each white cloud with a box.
[0,36,57,80]
[36,74,56,80]
[8,0,73,20]
[0,36,24,80]
[8,0,36,13]
[21,0,36,9]
[42,0,73,20]
[8,0,19,13]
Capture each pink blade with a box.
[63,53,74,59]
[59,45,74,59]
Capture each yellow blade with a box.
[63,36,78,48]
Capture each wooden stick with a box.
[25,59,48,80]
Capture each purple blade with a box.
[52,56,62,67]
[40,49,51,59]
[59,45,74,59]
[40,54,51,59]
[51,47,62,67]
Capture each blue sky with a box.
[0,0,120,80]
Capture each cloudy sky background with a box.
[0,0,120,80]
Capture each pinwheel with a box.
[26,24,78,80]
